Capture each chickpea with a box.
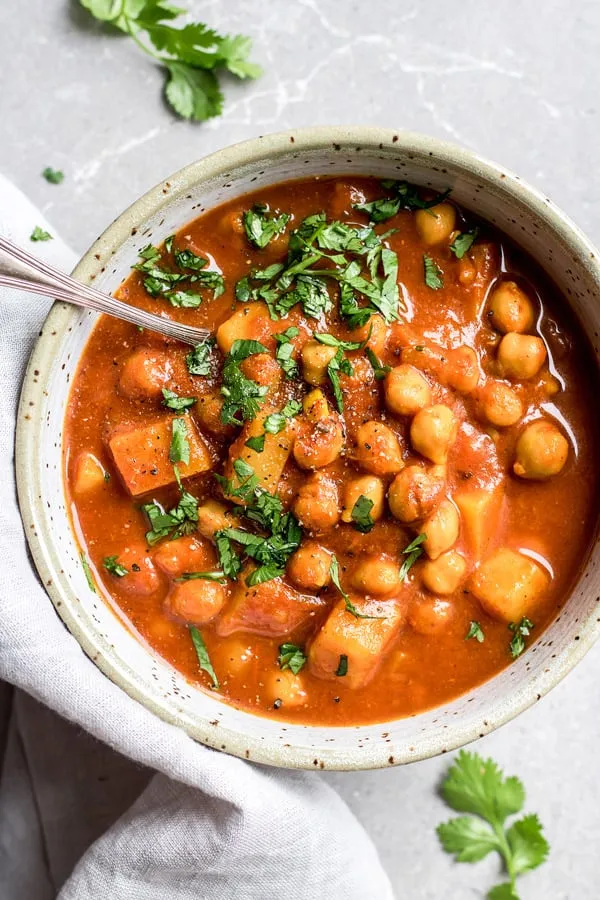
[421,550,467,595]
[287,542,332,591]
[415,202,456,246]
[422,499,460,560]
[353,420,404,476]
[488,281,535,334]
[240,353,282,390]
[352,554,402,597]
[293,390,344,470]
[196,500,239,540]
[301,339,338,386]
[293,472,340,532]
[341,475,385,523]
[118,348,172,401]
[384,364,432,417]
[352,314,388,357]
[165,579,226,626]
[497,333,547,380]
[445,346,480,394]
[115,544,162,596]
[513,419,569,480]
[388,465,446,523]
[408,597,454,635]
[195,391,232,436]
[266,668,308,708]
[479,380,523,427]
[410,405,458,465]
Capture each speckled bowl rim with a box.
[15,126,600,770]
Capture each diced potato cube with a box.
[72,451,106,495]
[222,414,293,499]
[153,535,215,576]
[454,487,504,561]
[469,548,548,622]
[217,574,325,637]
[308,599,404,690]
[108,416,212,496]
[216,303,273,354]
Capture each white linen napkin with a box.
[0,174,394,900]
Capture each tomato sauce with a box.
[64,176,599,725]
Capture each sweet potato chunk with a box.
[454,487,504,561]
[216,303,273,354]
[216,575,325,637]
[469,548,548,622]
[73,451,106,495]
[223,415,293,499]
[108,417,212,496]
[308,599,404,690]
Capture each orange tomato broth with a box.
[64,175,599,725]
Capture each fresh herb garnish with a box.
[175,570,226,583]
[243,203,290,249]
[80,552,96,592]
[354,180,451,223]
[466,621,485,643]
[162,388,196,412]
[336,654,348,677]
[350,495,375,533]
[220,339,269,426]
[190,626,219,689]
[424,255,444,290]
[30,226,53,242]
[186,338,214,376]
[142,471,199,546]
[103,555,128,577]
[263,399,302,434]
[313,332,366,351]
[42,167,64,184]
[278,642,307,675]
[508,617,534,659]
[450,228,479,259]
[327,348,353,414]
[79,1,261,122]
[329,555,382,619]
[245,434,266,453]
[274,327,300,379]
[437,750,549,900]
[134,240,224,306]
[399,533,426,582]
[169,417,190,465]
[365,347,391,380]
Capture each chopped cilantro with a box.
[263,399,302,434]
[508,617,534,658]
[327,348,353,414]
[186,338,214,376]
[365,347,391,380]
[354,180,451,222]
[133,240,224,306]
[162,388,196,412]
[169,417,190,465]
[80,552,96,592]
[245,434,266,453]
[103,555,128,577]
[190,627,219,689]
[399,533,426,582]
[278,642,307,674]
[424,255,444,290]
[466,621,485,643]
[243,203,290,249]
[437,750,549,898]
[274,326,300,379]
[175,571,226,583]
[142,483,198,545]
[30,226,53,242]
[314,332,366,351]
[450,228,479,259]
[335,654,348,677]
[42,167,64,184]
[350,495,375,533]
[220,339,269,426]
[329,555,382,619]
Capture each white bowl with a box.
[16,127,600,770]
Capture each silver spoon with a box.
[0,235,212,346]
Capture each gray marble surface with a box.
[1,1,599,897]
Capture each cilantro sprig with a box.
[399,533,426,581]
[451,228,479,259]
[274,327,300,379]
[278,643,307,674]
[437,751,549,899]
[190,627,219,689]
[243,204,290,249]
[354,179,451,223]
[30,226,53,242]
[508,618,534,659]
[220,339,269,426]
[79,1,262,122]
[103,555,128,577]
[134,239,224,307]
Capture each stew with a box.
[64,175,599,725]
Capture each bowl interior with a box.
[16,128,600,769]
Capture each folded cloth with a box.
[0,174,394,900]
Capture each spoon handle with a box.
[0,235,211,346]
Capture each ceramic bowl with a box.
[16,127,600,770]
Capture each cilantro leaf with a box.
[424,255,444,290]
[506,814,549,876]
[329,555,382,619]
[314,332,365,351]
[327,348,353,413]
[186,339,214,376]
[278,642,307,675]
[399,533,426,582]
[450,228,479,259]
[335,654,348,677]
[162,388,196,411]
[243,204,290,249]
[508,617,534,658]
[103,555,128,577]
[175,570,226,583]
[274,327,300,379]
[142,490,198,545]
[466,621,485,643]
[245,434,266,453]
[169,417,190,464]
[437,816,500,863]
[42,166,64,184]
[134,240,223,304]
[220,340,269,426]
[190,626,219,689]
[30,226,53,242]
[350,495,375,533]
[263,399,302,434]
[365,347,391,380]
[80,552,96,593]
[354,180,451,222]
[487,884,520,900]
